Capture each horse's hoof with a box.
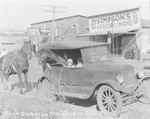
[25,88,30,92]
[0,88,4,91]
[20,90,23,94]
[0,85,4,91]
[20,89,27,94]
[23,89,29,94]
[8,87,12,91]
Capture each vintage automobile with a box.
[36,40,150,117]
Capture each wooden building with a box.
[28,15,89,45]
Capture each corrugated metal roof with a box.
[0,29,28,37]
[87,7,140,18]
[77,30,136,37]
[0,33,27,37]
[38,41,108,50]
[31,15,86,25]
[0,36,26,43]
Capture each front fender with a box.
[93,80,122,96]
[135,76,150,88]
[141,76,150,82]
[88,80,122,100]
[98,80,122,91]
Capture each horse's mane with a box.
[20,45,31,54]
[37,49,63,64]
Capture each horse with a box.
[36,48,66,72]
[0,45,32,94]
[36,48,67,101]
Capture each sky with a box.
[0,0,149,29]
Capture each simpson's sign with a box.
[89,8,141,34]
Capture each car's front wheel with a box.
[97,85,123,118]
[36,79,56,102]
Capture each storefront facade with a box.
[77,7,150,60]
[87,8,142,57]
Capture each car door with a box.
[60,67,86,94]
[70,67,86,85]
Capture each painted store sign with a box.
[88,8,141,34]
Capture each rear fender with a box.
[37,76,50,89]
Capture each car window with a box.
[90,54,109,62]
[53,49,84,67]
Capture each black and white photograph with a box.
[0,0,150,118]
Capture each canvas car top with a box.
[38,41,108,50]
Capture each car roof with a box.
[38,41,108,50]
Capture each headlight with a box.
[117,74,124,84]
[137,71,144,79]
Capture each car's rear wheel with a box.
[97,85,122,118]
[138,79,150,104]
[37,79,56,102]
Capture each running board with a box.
[55,92,90,99]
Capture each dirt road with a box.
[0,57,150,119]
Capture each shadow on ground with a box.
[64,96,97,107]
[12,82,37,92]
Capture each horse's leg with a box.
[23,70,29,92]
[0,75,4,91]
[4,67,13,90]
[1,69,10,91]
[5,75,11,90]
[18,72,23,94]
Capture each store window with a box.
[73,25,77,34]
[56,27,59,36]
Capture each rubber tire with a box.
[97,85,123,118]
[37,79,55,102]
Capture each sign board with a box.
[88,8,141,34]
[27,28,40,35]
[28,28,51,45]
[28,28,51,35]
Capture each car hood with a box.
[85,62,134,76]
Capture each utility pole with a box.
[149,0,150,27]
[43,5,67,42]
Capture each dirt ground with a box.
[0,57,150,119]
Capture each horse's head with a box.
[36,48,62,65]
[21,45,33,61]
[36,49,47,64]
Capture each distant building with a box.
[0,29,28,52]
[28,15,89,44]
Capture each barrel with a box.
[125,50,132,59]
[132,49,140,60]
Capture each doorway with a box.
[111,36,123,55]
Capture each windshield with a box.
[81,45,110,63]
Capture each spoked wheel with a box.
[138,79,150,104]
[37,79,56,102]
[97,85,123,118]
